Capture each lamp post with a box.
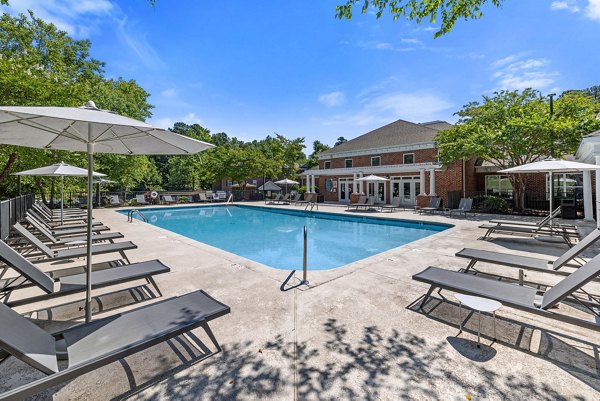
[548,93,556,158]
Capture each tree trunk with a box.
[50,177,56,208]
[511,175,527,211]
[0,152,18,183]
[35,178,47,204]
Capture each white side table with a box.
[455,293,502,348]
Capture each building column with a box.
[359,172,364,194]
[353,173,358,193]
[306,175,311,193]
[583,170,593,221]
[419,169,426,195]
[311,175,316,193]
[596,156,600,228]
[429,169,437,196]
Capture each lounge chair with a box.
[0,240,169,307]
[27,209,103,229]
[489,206,575,229]
[478,222,578,246]
[267,194,282,204]
[455,228,600,278]
[289,193,301,204]
[26,213,109,236]
[347,196,367,211]
[215,191,227,201]
[449,198,473,218]
[353,196,376,211]
[36,202,85,217]
[412,252,600,332]
[109,195,123,207]
[198,193,209,202]
[296,193,314,206]
[379,197,406,213]
[162,195,176,205]
[135,194,148,205]
[10,223,136,264]
[32,204,89,223]
[21,219,123,246]
[417,197,442,214]
[0,289,230,400]
[276,193,290,205]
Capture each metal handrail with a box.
[226,194,233,205]
[127,209,148,223]
[301,225,309,284]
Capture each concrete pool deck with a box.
[2,202,600,400]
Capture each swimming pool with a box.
[121,205,451,271]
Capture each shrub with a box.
[179,196,189,203]
[479,196,509,213]
[128,199,138,206]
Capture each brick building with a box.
[302,118,551,208]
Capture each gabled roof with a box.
[319,119,452,156]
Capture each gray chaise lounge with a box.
[10,223,136,264]
[0,289,230,401]
[0,240,169,307]
[478,222,578,246]
[26,214,109,236]
[23,218,123,245]
[449,198,473,218]
[456,227,600,277]
[417,196,441,214]
[412,253,600,332]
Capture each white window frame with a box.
[345,159,353,168]
[403,153,415,164]
[485,175,512,195]
[371,156,381,167]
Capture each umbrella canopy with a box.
[13,162,105,224]
[0,102,214,323]
[231,182,257,188]
[274,178,299,185]
[355,174,390,182]
[258,181,282,191]
[498,158,600,173]
[93,177,116,184]
[499,157,600,227]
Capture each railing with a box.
[226,194,233,205]
[127,209,148,223]
[301,225,309,284]
[0,194,35,240]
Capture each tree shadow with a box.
[410,294,600,394]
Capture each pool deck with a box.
[3,202,600,400]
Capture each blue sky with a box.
[2,0,600,149]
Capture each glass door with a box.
[338,179,353,203]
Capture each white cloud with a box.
[116,16,164,69]
[490,54,558,91]
[160,88,177,98]
[355,40,415,52]
[318,91,346,107]
[585,0,600,21]
[319,89,453,127]
[1,0,114,37]
[551,1,581,13]
[150,112,202,130]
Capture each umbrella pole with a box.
[60,175,64,225]
[549,171,554,228]
[85,141,94,323]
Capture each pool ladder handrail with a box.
[127,208,148,223]
[225,194,233,205]
[304,201,318,211]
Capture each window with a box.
[371,156,381,167]
[546,173,583,198]
[345,159,353,168]
[485,175,513,195]
[324,161,331,169]
[403,153,414,164]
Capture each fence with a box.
[0,194,35,240]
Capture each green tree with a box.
[334,137,348,146]
[436,89,600,209]
[335,0,504,38]
[0,11,154,198]
[307,140,330,168]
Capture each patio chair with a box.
[489,206,575,229]
[36,202,85,217]
[32,204,88,223]
[354,196,376,211]
[10,223,136,264]
[417,197,442,214]
[347,195,367,210]
[198,193,209,202]
[27,209,103,229]
[0,289,230,400]
[135,194,148,205]
[478,222,578,246]
[296,193,314,206]
[26,213,109,236]
[380,197,405,213]
[0,240,169,307]
[455,227,600,278]
[412,252,600,332]
[162,195,176,205]
[449,198,473,218]
[289,193,301,204]
[21,219,123,246]
[109,195,123,207]
[215,191,227,202]
[267,194,282,204]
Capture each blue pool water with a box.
[120,205,451,271]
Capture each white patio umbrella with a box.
[275,178,299,194]
[0,102,214,322]
[356,174,389,200]
[93,177,117,207]
[499,157,600,227]
[13,161,106,224]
